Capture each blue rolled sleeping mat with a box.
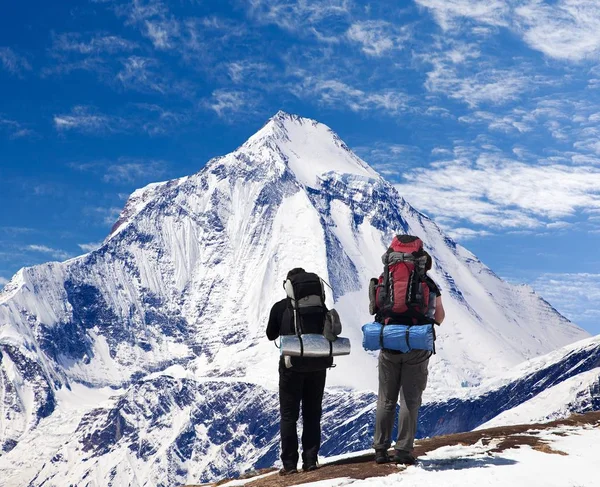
[362,322,434,352]
[280,334,351,357]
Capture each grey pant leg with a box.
[372,352,402,451]
[395,351,429,452]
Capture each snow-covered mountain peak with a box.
[241,111,380,188]
[0,112,594,486]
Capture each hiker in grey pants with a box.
[373,350,430,457]
[373,279,445,465]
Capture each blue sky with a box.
[1,0,599,334]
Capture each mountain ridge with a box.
[0,111,592,486]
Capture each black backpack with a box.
[280,272,333,370]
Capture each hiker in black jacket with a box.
[266,267,331,476]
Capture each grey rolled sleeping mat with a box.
[280,334,351,357]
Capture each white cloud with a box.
[227,61,270,83]
[55,104,188,136]
[78,242,102,252]
[416,0,600,62]
[0,116,35,139]
[206,90,259,119]
[53,106,125,134]
[70,157,168,183]
[26,245,72,261]
[0,227,34,235]
[116,56,166,93]
[0,47,31,75]
[144,18,180,49]
[248,0,351,32]
[0,276,8,286]
[353,142,421,177]
[114,0,181,50]
[458,110,532,133]
[291,72,411,113]
[531,272,600,326]
[346,20,410,56]
[425,61,531,107]
[515,1,600,61]
[104,159,167,183]
[87,206,123,226]
[395,152,600,230]
[415,0,508,31]
[445,227,492,241]
[51,32,138,55]
[135,103,191,135]
[117,0,167,24]
[545,221,573,230]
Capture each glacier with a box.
[0,111,593,486]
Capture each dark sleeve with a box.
[425,276,441,296]
[266,300,283,341]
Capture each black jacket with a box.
[266,298,332,372]
[266,298,288,341]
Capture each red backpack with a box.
[369,235,431,324]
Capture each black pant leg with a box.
[279,366,304,468]
[300,369,326,465]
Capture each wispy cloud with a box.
[531,272,600,326]
[144,18,180,49]
[446,227,492,241]
[0,116,35,139]
[353,142,421,177]
[515,1,600,61]
[227,60,270,83]
[116,0,168,24]
[53,105,126,134]
[116,56,166,93]
[458,110,532,133]
[396,151,600,231]
[70,157,168,184]
[416,0,600,62]
[425,62,532,108]
[0,276,8,286]
[54,104,189,136]
[0,47,32,76]
[205,89,260,119]
[30,183,64,197]
[86,206,123,226]
[50,32,138,55]
[78,242,102,252]
[44,31,137,77]
[414,0,508,31]
[135,103,191,135]
[104,159,167,183]
[291,71,411,113]
[346,20,410,56]
[26,244,72,261]
[247,0,351,33]
[115,0,180,50]
[0,226,35,236]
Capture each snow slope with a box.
[219,421,600,487]
[13,335,599,486]
[479,367,600,428]
[0,111,592,485]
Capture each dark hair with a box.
[286,267,305,279]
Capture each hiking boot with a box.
[393,450,417,465]
[279,466,298,476]
[302,463,319,472]
[375,449,392,464]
